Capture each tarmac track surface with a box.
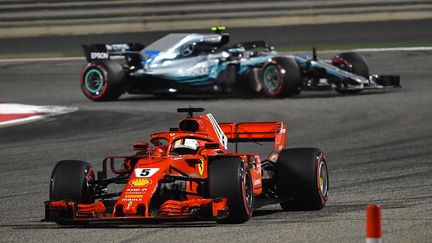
[0,50,431,242]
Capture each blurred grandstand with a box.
[0,0,431,38]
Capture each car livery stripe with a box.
[207,113,228,149]
[238,56,271,74]
[161,76,214,85]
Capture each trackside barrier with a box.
[366,204,382,243]
[1,1,431,38]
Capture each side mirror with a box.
[204,142,220,149]
[133,142,149,151]
[106,157,130,175]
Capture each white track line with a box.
[352,46,432,52]
[0,103,78,115]
[0,115,46,128]
[305,46,432,54]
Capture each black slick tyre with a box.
[80,60,126,101]
[261,57,302,98]
[333,52,369,94]
[50,160,95,203]
[50,160,95,225]
[334,52,369,78]
[276,148,328,211]
[208,157,253,223]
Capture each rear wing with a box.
[219,122,286,159]
[82,43,145,62]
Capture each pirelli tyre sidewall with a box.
[49,160,95,225]
[261,57,302,98]
[208,157,253,223]
[333,52,370,78]
[50,160,95,204]
[80,60,126,101]
[276,148,329,211]
[332,52,369,94]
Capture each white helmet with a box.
[173,138,199,150]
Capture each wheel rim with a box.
[318,160,328,198]
[263,65,281,93]
[243,172,253,210]
[84,69,105,95]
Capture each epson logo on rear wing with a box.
[82,44,110,61]
[82,43,145,62]
[88,44,130,60]
[90,52,109,59]
[82,43,130,61]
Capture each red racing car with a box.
[45,108,329,224]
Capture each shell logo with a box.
[129,178,151,187]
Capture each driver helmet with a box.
[173,138,199,150]
[153,145,167,157]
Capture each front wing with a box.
[45,198,228,223]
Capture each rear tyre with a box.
[276,148,328,211]
[208,157,253,223]
[261,57,302,98]
[80,60,126,101]
[333,52,369,94]
[50,160,95,225]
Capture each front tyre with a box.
[333,52,369,94]
[333,52,369,78]
[50,160,95,225]
[276,148,329,211]
[50,160,95,203]
[261,57,302,98]
[208,157,253,224]
[80,60,126,101]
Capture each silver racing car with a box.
[80,26,400,101]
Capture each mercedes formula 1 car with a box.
[45,107,329,224]
[80,27,400,101]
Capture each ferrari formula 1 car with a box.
[45,107,329,224]
[80,27,400,101]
